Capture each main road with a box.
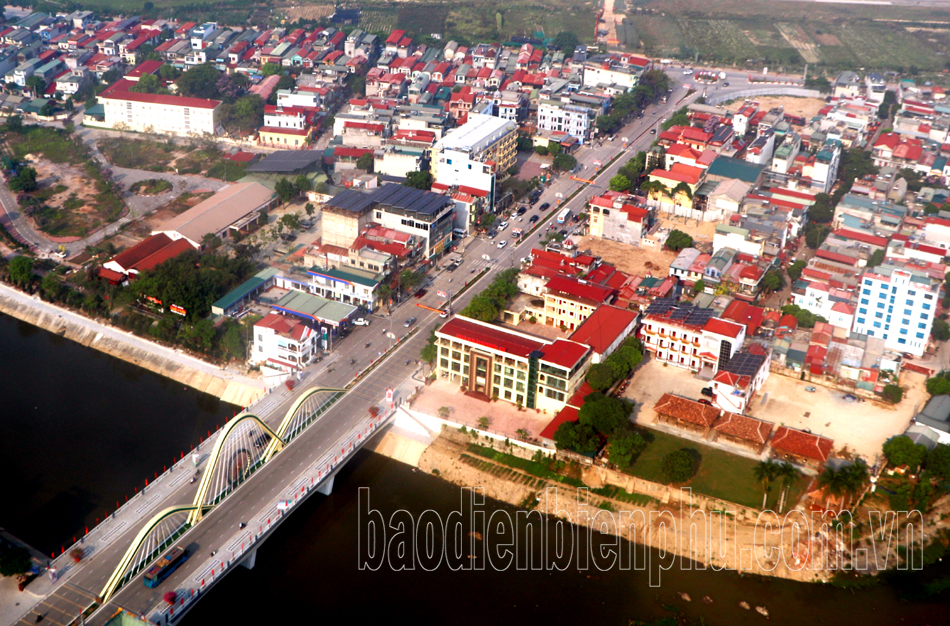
[16,74,698,626]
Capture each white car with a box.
[497,240,508,249]
[353,318,370,326]
[498,221,509,231]
[439,309,450,318]
[683,68,693,75]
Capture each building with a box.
[154,182,275,247]
[102,233,195,279]
[537,99,595,144]
[568,305,639,363]
[588,192,651,245]
[851,260,942,357]
[770,426,834,469]
[639,299,746,376]
[250,312,319,373]
[708,346,771,414]
[434,315,591,413]
[543,275,615,331]
[99,73,220,136]
[430,113,517,206]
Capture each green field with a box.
[626,428,808,511]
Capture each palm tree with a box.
[775,462,800,513]
[817,462,869,511]
[753,459,781,509]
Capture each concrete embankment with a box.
[0,287,264,406]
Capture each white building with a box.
[639,299,746,376]
[250,312,318,372]
[852,261,942,356]
[431,113,517,205]
[537,99,594,144]
[100,80,220,136]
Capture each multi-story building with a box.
[99,78,220,135]
[250,312,318,372]
[434,315,591,413]
[639,299,746,376]
[431,113,517,206]
[537,99,595,144]
[587,192,651,245]
[543,275,615,331]
[852,260,943,356]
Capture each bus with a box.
[556,208,571,224]
[143,546,188,588]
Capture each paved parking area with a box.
[624,356,708,423]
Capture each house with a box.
[770,426,834,469]
[653,393,721,436]
[710,412,773,453]
[250,312,319,373]
[568,305,639,364]
[102,233,195,279]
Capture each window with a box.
[857,317,866,325]
[493,375,501,385]
[902,318,910,326]
[873,321,881,328]
[906,299,914,306]
[860,298,869,305]
[920,322,927,329]
[923,303,932,310]
[440,358,449,368]
[922,312,929,319]
[875,312,883,319]
[917,332,925,339]
[898,338,907,345]
[877,302,885,309]
[904,308,912,316]
[900,328,908,335]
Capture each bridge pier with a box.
[317,476,334,496]
[241,547,257,570]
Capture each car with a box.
[529,215,540,223]
[404,317,417,328]
[650,129,656,134]
[700,387,713,397]
[805,386,816,392]
[439,309,450,318]
[353,318,371,326]
[902,352,914,360]
[697,399,712,406]
[516,206,528,216]
[608,136,615,141]
[497,240,508,249]
[843,393,858,402]
[539,202,551,211]
[683,68,693,75]
[498,222,508,231]
[414,289,427,299]
[488,230,497,239]
[722,81,730,87]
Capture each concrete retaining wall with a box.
[706,87,823,106]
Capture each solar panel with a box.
[247,150,322,173]
[723,349,766,377]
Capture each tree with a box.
[294,174,311,195]
[261,62,282,77]
[438,406,450,418]
[817,462,868,505]
[158,64,182,81]
[176,64,222,99]
[609,174,631,192]
[761,270,784,294]
[275,177,296,204]
[0,544,31,576]
[128,73,168,95]
[881,384,903,404]
[578,393,632,435]
[664,229,693,252]
[305,203,316,217]
[356,153,374,172]
[753,459,781,509]
[662,449,698,484]
[8,256,34,286]
[927,444,950,482]
[9,167,37,192]
[220,94,265,134]
[553,421,600,454]
[932,318,950,342]
[201,233,222,252]
[585,362,616,391]
[926,374,950,396]
[25,75,46,95]
[671,181,693,201]
[516,135,534,152]
[5,114,23,133]
[786,260,807,283]
[533,145,549,156]
[775,461,800,513]
[547,141,562,157]
[478,212,496,230]
[809,193,835,224]
[552,31,579,51]
[608,428,646,469]
[692,279,705,295]
[867,248,885,268]
[281,212,303,231]
[882,435,928,470]
[404,170,434,190]
[552,153,576,172]
[781,304,826,329]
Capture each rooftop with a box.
[771,426,834,462]
[437,315,546,359]
[568,305,638,355]
[654,393,721,429]
[436,112,516,154]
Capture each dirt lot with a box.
[657,215,718,245]
[725,95,826,120]
[578,235,677,276]
[25,155,123,237]
[280,3,334,22]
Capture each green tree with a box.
[926,374,950,396]
[305,203,316,217]
[294,174,311,195]
[534,145,549,156]
[356,153,374,172]
[25,75,46,95]
[753,459,781,509]
[281,212,303,231]
[608,428,646,469]
[809,193,835,224]
[404,170,434,190]
[585,362,616,391]
[547,141,563,157]
[128,73,169,95]
[578,393,632,435]
[609,174,631,192]
[882,435,928,470]
[926,444,950,482]
[881,384,903,404]
[8,256,34,286]
[932,318,950,342]
[516,135,534,152]
[4,114,23,133]
[261,62,282,77]
[218,320,246,361]
[761,270,784,294]
[692,279,705,295]
[664,229,693,252]
[786,260,807,283]
[552,153,576,171]
[157,64,182,81]
[867,248,885,268]
[201,233,222,252]
[176,63,221,99]
[478,212,496,230]
[662,449,698,484]
[275,177,297,204]
[9,167,38,192]
[420,328,439,363]
[817,462,868,505]
[552,31,579,51]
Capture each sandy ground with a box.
[657,214,718,244]
[624,356,709,423]
[25,155,104,226]
[281,3,334,22]
[412,377,557,439]
[726,96,826,120]
[578,235,677,276]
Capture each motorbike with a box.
[239,522,247,529]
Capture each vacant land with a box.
[98,138,249,180]
[724,95,827,120]
[130,179,173,196]
[5,127,125,237]
[628,0,950,71]
[578,234,676,276]
[626,427,809,510]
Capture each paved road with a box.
[14,75,698,626]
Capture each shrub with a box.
[662,449,698,484]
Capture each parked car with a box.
[414,289,427,299]
[902,353,914,360]
[497,240,508,249]
[404,317,417,328]
[439,309,450,318]
[722,81,730,87]
[529,215,540,223]
[353,318,371,326]
[698,399,712,406]
[805,386,816,392]
[539,202,551,211]
[700,387,713,397]
[843,393,858,402]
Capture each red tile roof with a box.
[653,393,721,428]
[569,305,638,355]
[771,426,834,462]
[540,339,589,369]
[539,405,579,440]
[702,317,744,339]
[437,316,545,358]
[108,233,194,274]
[100,79,220,109]
[712,412,773,445]
[545,275,614,304]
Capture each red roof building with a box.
[103,233,195,278]
[771,426,834,466]
[568,305,639,360]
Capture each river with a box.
[0,312,947,625]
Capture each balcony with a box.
[642,327,656,336]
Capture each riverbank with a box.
[0,282,265,406]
